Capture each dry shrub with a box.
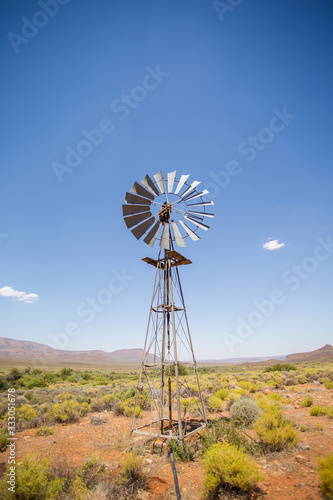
[111,452,148,498]
[35,426,54,436]
[90,414,107,426]
[230,398,262,428]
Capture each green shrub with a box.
[59,392,74,401]
[309,405,328,416]
[48,400,89,423]
[75,456,105,489]
[116,452,147,497]
[253,407,300,451]
[113,401,125,416]
[285,377,297,386]
[35,426,54,437]
[24,376,47,389]
[318,454,333,498]
[180,397,198,415]
[18,404,36,421]
[214,388,229,400]
[178,363,190,376]
[327,407,333,419]
[101,394,116,410]
[0,428,9,448]
[201,419,252,455]
[300,425,307,432]
[264,363,296,373]
[255,394,282,412]
[117,398,142,418]
[90,398,105,412]
[324,381,333,390]
[167,438,197,462]
[0,375,8,391]
[207,395,223,412]
[0,454,64,499]
[119,388,136,401]
[42,372,60,384]
[232,388,249,397]
[315,423,324,431]
[238,381,258,393]
[24,391,42,405]
[5,368,24,384]
[0,452,108,499]
[230,398,262,428]
[300,396,313,407]
[60,367,73,379]
[266,392,284,403]
[201,443,263,497]
[14,395,29,408]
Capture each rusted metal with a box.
[122,204,151,216]
[130,181,155,200]
[141,173,159,196]
[159,202,172,223]
[142,257,159,267]
[124,211,152,229]
[125,191,152,205]
[131,217,155,239]
[143,221,161,247]
[165,250,192,266]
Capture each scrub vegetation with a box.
[0,360,332,498]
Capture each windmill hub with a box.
[159,202,172,222]
[123,171,214,442]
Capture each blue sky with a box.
[1,0,332,359]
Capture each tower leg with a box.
[131,258,161,436]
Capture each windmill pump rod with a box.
[165,245,173,431]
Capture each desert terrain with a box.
[0,343,332,499]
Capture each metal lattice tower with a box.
[122,171,214,441]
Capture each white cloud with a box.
[0,286,39,303]
[262,239,286,251]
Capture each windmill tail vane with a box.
[122,171,214,442]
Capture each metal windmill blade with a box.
[123,171,214,249]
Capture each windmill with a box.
[123,171,214,442]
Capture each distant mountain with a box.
[0,337,331,366]
[251,344,333,366]
[285,344,333,362]
[197,355,286,364]
[0,337,154,364]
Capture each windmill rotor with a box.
[123,171,214,249]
